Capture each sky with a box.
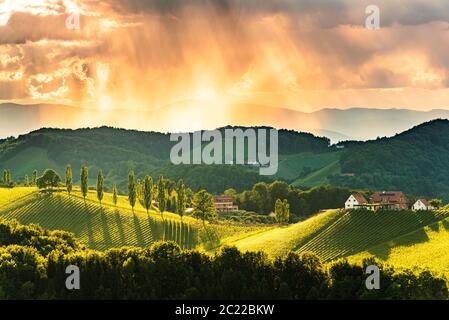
[1,0,449,117]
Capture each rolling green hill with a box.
[2,187,449,277]
[222,209,345,257]
[292,160,341,187]
[276,151,341,182]
[349,215,449,276]
[227,208,449,267]
[296,209,447,262]
[0,188,198,250]
[0,187,268,251]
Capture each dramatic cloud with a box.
[1,0,449,112]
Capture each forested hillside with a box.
[3,120,449,198]
[0,126,331,193]
[331,119,449,200]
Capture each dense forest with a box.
[331,119,449,200]
[0,218,447,300]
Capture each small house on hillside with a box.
[345,193,368,209]
[213,195,238,213]
[345,191,410,211]
[412,199,433,211]
[371,191,408,210]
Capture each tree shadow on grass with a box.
[100,207,112,246]
[132,214,145,246]
[85,202,94,248]
[114,209,126,244]
[146,216,156,246]
[366,228,431,260]
[199,224,221,251]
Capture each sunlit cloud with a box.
[2,0,449,125]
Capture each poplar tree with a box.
[142,175,153,214]
[157,175,167,220]
[112,184,118,206]
[275,199,283,224]
[97,170,104,205]
[80,166,88,201]
[6,170,11,185]
[32,170,37,186]
[24,175,29,187]
[282,199,290,223]
[177,179,187,221]
[128,171,137,212]
[65,165,73,195]
[3,169,10,185]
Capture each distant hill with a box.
[3,102,449,142]
[331,119,449,200]
[0,126,331,193]
[3,119,449,199]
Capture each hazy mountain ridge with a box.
[3,102,449,142]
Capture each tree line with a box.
[2,167,349,224]
[227,182,350,220]
[0,218,447,300]
[7,165,218,226]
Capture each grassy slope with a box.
[292,160,341,187]
[0,187,36,207]
[224,208,448,269]
[348,215,449,276]
[297,209,447,262]
[1,147,64,181]
[276,151,341,181]
[225,209,345,257]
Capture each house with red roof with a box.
[345,193,368,209]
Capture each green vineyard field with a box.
[0,189,199,250]
[297,209,448,262]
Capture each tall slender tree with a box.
[65,165,73,195]
[282,199,290,223]
[80,166,89,201]
[24,175,29,187]
[128,171,137,212]
[32,170,37,186]
[6,170,11,186]
[3,169,10,186]
[157,175,167,220]
[112,184,118,206]
[97,170,104,205]
[142,175,153,214]
[177,179,187,221]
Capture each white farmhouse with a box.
[345,193,368,209]
[412,199,433,211]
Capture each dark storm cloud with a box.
[106,0,449,27]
